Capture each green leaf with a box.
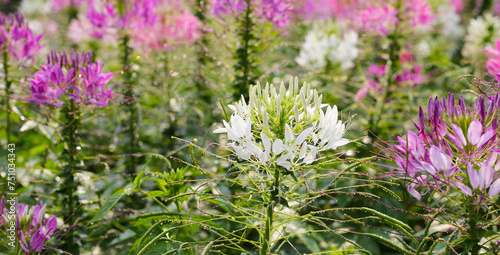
[134,161,150,191]
[201,241,214,255]
[359,232,412,254]
[92,184,134,222]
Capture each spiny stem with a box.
[3,48,11,145]
[371,0,402,134]
[468,205,481,255]
[121,34,138,177]
[261,166,281,255]
[234,0,255,99]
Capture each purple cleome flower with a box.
[0,196,58,253]
[28,50,114,108]
[380,93,500,205]
[0,13,42,63]
[210,0,293,27]
[69,0,200,53]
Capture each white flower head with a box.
[296,25,358,70]
[214,77,350,170]
[462,14,500,60]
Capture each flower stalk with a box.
[121,34,138,177]
[3,46,11,145]
[261,165,281,255]
[234,0,257,99]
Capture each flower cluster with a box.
[355,59,425,102]
[69,0,200,53]
[462,14,500,63]
[381,93,500,205]
[214,77,349,170]
[28,50,114,107]
[300,0,435,36]
[0,197,58,253]
[0,12,43,62]
[296,26,359,70]
[210,0,293,27]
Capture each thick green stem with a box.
[261,166,281,255]
[121,35,138,177]
[63,99,78,221]
[234,0,255,99]
[193,0,211,105]
[468,205,481,255]
[3,48,11,145]
[370,0,402,135]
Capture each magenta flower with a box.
[408,0,434,28]
[0,13,43,62]
[80,62,114,107]
[395,65,426,87]
[366,63,387,77]
[0,197,59,253]
[379,92,500,204]
[210,0,293,27]
[28,50,115,107]
[28,64,74,107]
[300,0,358,20]
[211,0,247,15]
[69,0,200,53]
[485,39,500,77]
[358,5,399,35]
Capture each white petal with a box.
[213,128,227,133]
[233,146,251,160]
[303,146,317,164]
[285,124,294,143]
[273,139,284,155]
[295,127,313,145]
[299,142,308,159]
[261,132,271,152]
[331,138,349,149]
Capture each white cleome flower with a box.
[462,14,500,60]
[214,77,350,170]
[296,26,359,70]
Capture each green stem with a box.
[261,166,281,255]
[234,0,255,99]
[63,99,78,221]
[468,205,481,255]
[370,0,402,135]
[3,48,11,145]
[193,0,211,104]
[121,35,138,177]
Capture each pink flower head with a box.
[0,13,43,62]
[211,0,293,27]
[450,0,464,12]
[85,4,119,40]
[358,5,399,35]
[408,0,434,28]
[80,61,114,107]
[0,197,58,253]
[485,39,500,77]
[366,63,387,77]
[211,0,247,15]
[395,65,426,87]
[300,0,358,20]
[257,0,292,27]
[28,50,114,108]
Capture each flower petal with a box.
[467,119,482,145]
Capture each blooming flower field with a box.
[1,0,500,254]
